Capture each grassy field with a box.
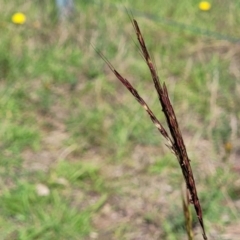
[0,0,240,239]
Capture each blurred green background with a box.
[0,0,240,239]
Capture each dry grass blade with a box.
[132,19,207,240]
[182,185,194,240]
[96,18,207,240]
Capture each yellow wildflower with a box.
[11,12,26,25]
[199,1,211,11]
[224,142,232,154]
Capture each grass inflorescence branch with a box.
[96,18,207,240]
